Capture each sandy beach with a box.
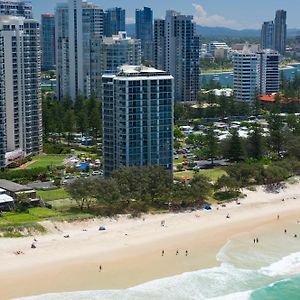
[1,181,300,299]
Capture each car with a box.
[92,171,102,176]
[99,226,106,231]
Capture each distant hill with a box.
[126,23,300,38]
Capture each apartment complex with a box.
[103,7,125,37]
[154,11,200,103]
[233,51,258,103]
[0,16,42,167]
[0,0,32,18]
[90,31,141,97]
[257,50,280,95]
[100,32,141,74]
[41,13,55,71]
[135,7,153,62]
[233,49,280,103]
[102,65,174,177]
[55,0,104,101]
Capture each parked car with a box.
[92,171,103,176]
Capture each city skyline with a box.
[31,0,299,29]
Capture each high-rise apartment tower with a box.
[102,65,174,177]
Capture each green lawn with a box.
[200,168,227,181]
[174,168,226,182]
[174,157,185,165]
[37,188,70,201]
[0,207,61,227]
[26,154,66,169]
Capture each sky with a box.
[31,0,300,29]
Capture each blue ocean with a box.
[18,227,300,300]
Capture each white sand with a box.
[1,180,300,299]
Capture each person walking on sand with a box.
[256,238,259,243]
[185,250,188,256]
[99,265,102,272]
[176,250,179,255]
[162,250,164,256]
[277,214,280,220]
[253,238,256,244]
[284,229,287,234]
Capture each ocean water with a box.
[18,229,300,300]
[200,63,300,88]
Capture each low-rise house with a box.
[0,188,14,211]
[0,180,39,206]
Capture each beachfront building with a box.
[233,51,258,103]
[0,0,32,19]
[135,7,153,62]
[257,49,280,95]
[55,0,104,101]
[41,13,56,71]
[154,11,200,103]
[103,7,125,37]
[102,65,174,177]
[0,16,42,168]
[261,21,274,50]
[274,10,287,55]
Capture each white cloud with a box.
[193,4,241,29]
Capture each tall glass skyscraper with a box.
[135,7,153,62]
[154,11,200,103]
[261,21,274,50]
[55,0,104,101]
[41,13,56,71]
[103,7,125,37]
[102,65,174,177]
[0,16,42,167]
[274,10,287,55]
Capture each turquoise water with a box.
[201,63,300,88]
[251,275,300,300]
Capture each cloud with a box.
[193,4,241,29]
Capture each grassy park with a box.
[174,168,226,182]
[26,154,66,169]
[37,188,70,201]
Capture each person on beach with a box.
[226,213,230,219]
[99,265,102,272]
[162,250,164,256]
[284,229,287,234]
[256,238,259,243]
[294,234,298,238]
[253,238,256,244]
[176,250,179,255]
[185,250,188,256]
[277,215,280,220]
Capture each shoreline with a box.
[1,182,300,299]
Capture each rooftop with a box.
[0,179,34,193]
[117,65,167,76]
[0,194,14,204]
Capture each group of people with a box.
[162,249,189,256]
